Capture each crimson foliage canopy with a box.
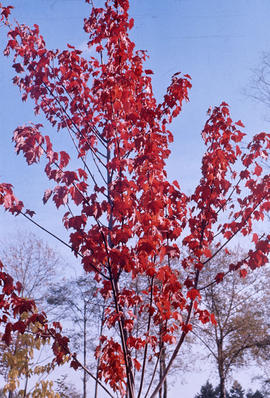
[0,1,270,397]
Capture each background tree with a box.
[194,381,265,398]
[0,234,62,397]
[246,390,264,398]
[54,375,81,398]
[229,381,245,398]
[193,249,270,398]
[0,232,60,305]
[0,388,20,397]
[248,53,270,111]
[0,296,61,398]
[247,53,270,223]
[0,1,270,398]
[47,275,104,398]
[194,380,220,398]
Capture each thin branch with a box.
[137,276,154,398]
[143,354,160,398]
[149,277,198,398]
[92,150,108,185]
[99,227,135,398]
[43,82,107,167]
[216,176,242,216]
[64,123,107,196]
[48,63,108,148]
[19,211,109,280]
[190,329,218,360]
[202,192,269,269]
[73,355,115,398]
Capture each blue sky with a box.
[0,0,270,396]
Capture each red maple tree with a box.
[0,1,270,397]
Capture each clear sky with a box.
[0,0,270,396]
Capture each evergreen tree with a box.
[214,385,229,398]
[195,381,218,398]
[246,390,264,398]
[229,381,245,398]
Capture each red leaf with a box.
[254,163,263,176]
[78,168,88,179]
[96,45,103,52]
[210,313,217,326]
[187,288,201,301]
[60,151,70,168]
[235,120,245,128]
[128,18,134,29]
[1,273,14,295]
[133,358,141,371]
[2,323,12,346]
[15,281,22,293]
[1,6,14,19]
[70,359,80,370]
[215,272,224,284]
[172,180,180,189]
[181,323,192,334]
[53,186,68,208]
[13,63,24,73]
[13,320,26,334]
[43,189,53,204]
[252,233,258,244]
[203,247,212,258]
[25,209,35,217]
[239,269,247,278]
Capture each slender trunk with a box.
[217,335,226,398]
[94,305,105,398]
[8,336,18,398]
[23,372,29,398]
[106,144,135,398]
[159,324,163,398]
[158,324,167,398]
[159,364,162,398]
[160,349,167,398]
[83,300,87,398]
[217,347,226,398]
[150,272,199,398]
[162,364,167,398]
[219,373,226,398]
[158,349,167,398]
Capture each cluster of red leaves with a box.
[0,0,270,396]
[0,261,70,365]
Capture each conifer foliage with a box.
[0,1,270,397]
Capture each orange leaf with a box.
[210,313,217,326]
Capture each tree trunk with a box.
[218,357,226,398]
[163,373,167,398]
[217,334,226,398]
[94,305,105,398]
[23,372,29,398]
[159,324,163,398]
[159,324,167,398]
[160,347,167,398]
[219,374,226,398]
[83,299,87,398]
